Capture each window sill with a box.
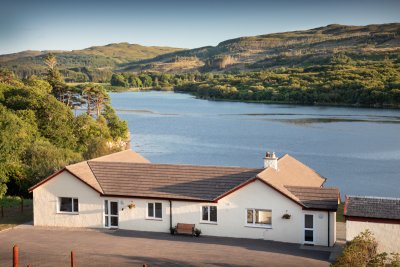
[57,212,79,215]
[200,221,218,225]
[245,224,272,229]
[146,217,163,221]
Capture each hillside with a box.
[1,23,399,79]
[120,23,400,73]
[0,43,184,82]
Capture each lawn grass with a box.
[0,199,33,231]
[336,202,345,222]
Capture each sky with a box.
[0,0,399,55]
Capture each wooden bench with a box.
[175,223,195,235]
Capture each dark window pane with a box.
[111,216,118,227]
[305,215,313,229]
[73,199,79,212]
[59,198,72,212]
[256,210,272,225]
[202,206,208,221]
[305,230,314,242]
[104,200,108,215]
[148,203,154,217]
[110,202,118,215]
[210,206,217,222]
[155,203,162,218]
[105,216,109,227]
[247,210,254,224]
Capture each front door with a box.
[304,214,314,245]
[104,200,119,228]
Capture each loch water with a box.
[110,91,400,197]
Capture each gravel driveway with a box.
[0,225,331,267]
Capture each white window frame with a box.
[146,202,163,220]
[200,205,218,224]
[57,197,79,214]
[103,199,119,228]
[245,208,272,228]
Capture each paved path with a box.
[336,222,346,242]
[0,226,331,267]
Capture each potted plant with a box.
[194,228,202,237]
[282,213,291,219]
[128,203,135,209]
[170,227,176,235]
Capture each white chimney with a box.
[264,152,278,170]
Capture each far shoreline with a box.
[106,86,400,110]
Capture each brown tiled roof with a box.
[28,149,150,193]
[88,161,262,201]
[257,154,327,205]
[345,196,400,220]
[65,149,150,193]
[66,162,104,193]
[30,151,339,211]
[285,186,340,211]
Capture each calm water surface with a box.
[110,91,400,197]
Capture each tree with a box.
[82,83,109,117]
[110,73,128,87]
[23,139,82,186]
[44,54,72,105]
[140,74,153,87]
[102,104,128,140]
[0,68,16,84]
[44,53,57,70]
[0,105,36,197]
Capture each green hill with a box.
[120,23,400,73]
[0,43,184,82]
[1,23,399,80]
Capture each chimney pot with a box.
[264,151,278,170]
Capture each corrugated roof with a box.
[88,161,262,201]
[286,186,340,210]
[345,196,400,220]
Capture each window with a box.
[201,205,217,223]
[147,202,162,219]
[59,197,78,213]
[246,209,272,227]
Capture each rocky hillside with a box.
[1,23,399,79]
[120,23,400,73]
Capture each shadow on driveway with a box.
[107,229,330,261]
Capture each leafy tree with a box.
[140,74,153,87]
[23,139,82,185]
[0,69,129,196]
[110,73,128,87]
[102,104,128,140]
[83,83,109,117]
[0,105,36,197]
[44,54,72,105]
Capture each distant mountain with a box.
[1,23,399,80]
[0,43,184,81]
[120,23,400,73]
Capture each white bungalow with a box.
[29,150,339,246]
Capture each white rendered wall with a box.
[346,220,400,253]
[33,175,335,246]
[33,171,103,228]
[169,180,333,246]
